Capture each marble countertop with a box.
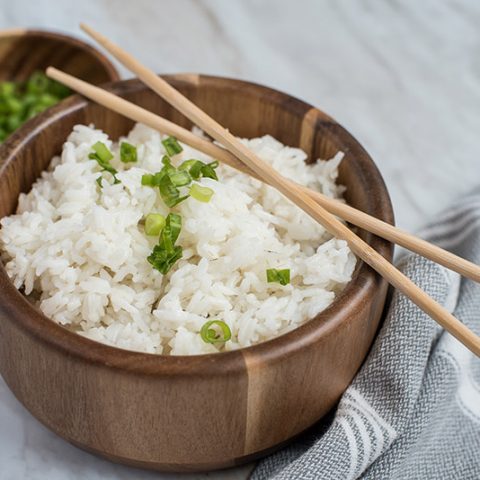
[1,0,479,478]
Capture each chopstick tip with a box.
[80,23,97,39]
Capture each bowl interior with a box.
[0,29,118,83]
[0,75,393,359]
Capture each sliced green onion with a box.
[141,173,155,186]
[165,213,182,244]
[145,213,166,236]
[168,170,191,187]
[0,72,71,143]
[162,155,175,169]
[200,320,231,344]
[0,82,15,96]
[179,159,204,179]
[89,142,119,184]
[26,72,50,94]
[6,96,22,113]
[38,93,58,108]
[162,136,183,156]
[120,142,137,163]
[147,244,183,274]
[200,163,218,181]
[159,175,189,207]
[179,159,219,181]
[266,268,291,286]
[147,213,183,274]
[48,81,71,98]
[6,115,22,132]
[189,183,214,203]
[90,141,114,163]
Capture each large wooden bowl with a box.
[0,28,119,83]
[0,75,393,472]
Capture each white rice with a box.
[0,123,356,355]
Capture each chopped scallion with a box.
[162,212,182,247]
[0,71,71,143]
[147,213,183,274]
[168,170,191,187]
[179,159,204,179]
[89,141,120,185]
[266,268,291,286]
[90,141,113,163]
[159,175,189,207]
[147,244,183,274]
[145,213,166,236]
[120,142,137,163]
[189,183,214,203]
[200,320,232,344]
[26,72,50,94]
[141,173,155,186]
[162,136,183,156]
[179,159,219,181]
[201,162,219,181]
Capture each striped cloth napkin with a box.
[252,190,480,479]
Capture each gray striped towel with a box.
[251,190,480,479]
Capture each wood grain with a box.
[0,29,119,83]
[0,76,393,471]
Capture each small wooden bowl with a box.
[0,75,393,472]
[0,28,119,83]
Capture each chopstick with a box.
[51,26,480,357]
[47,67,480,285]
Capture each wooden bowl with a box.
[0,75,394,472]
[0,28,119,83]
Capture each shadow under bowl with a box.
[0,75,393,472]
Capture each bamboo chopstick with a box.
[46,67,480,285]
[58,25,480,356]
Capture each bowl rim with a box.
[0,27,120,82]
[0,74,394,375]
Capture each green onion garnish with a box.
[90,141,114,163]
[147,213,183,274]
[141,157,190,206]
[141,154,219,207]
[179,159,203,179]
[200,162,219,181]
[141,173,155,186]
[89,141,120,185]
[145,213,166,236]
[163,212,182,246]
[189,183,214,203]
[161,155,175,170]
[162,136,183,156]
[266,268,291,286]
[159,175,189,207]
[200,320,232,344]
[120,142,137,163]
[148,244,183,274]
[26,72,50,94]
[0,71,71,143]
[168,170,191,187]
[179,159,219,181]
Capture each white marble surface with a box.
[1,0,479,478]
